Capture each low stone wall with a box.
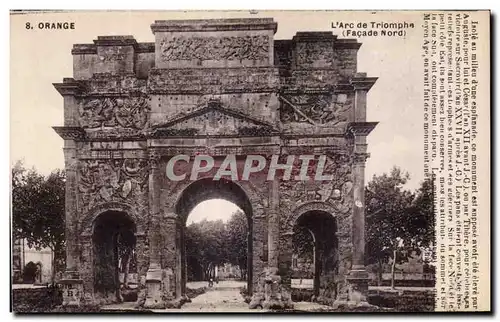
[369,279,435,287]
[368,290,435,312]
[12,286,62,312]
[291,288,314,302]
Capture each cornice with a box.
[346,122,378,137]
[52,126,86,140]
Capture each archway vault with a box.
[175,177,253,221]
[80,202,144,237]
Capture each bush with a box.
[22,262,39,284]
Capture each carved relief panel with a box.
[77,158,149,216]
[279,153,353,234]
[78,96,150,130]
[295,41,334,68]
[280,93,352,126]
[159,35,270,62]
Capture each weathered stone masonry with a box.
[53,18,377,309]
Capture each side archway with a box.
[79,205,139,304]
[281,201,339,302]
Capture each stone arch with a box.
[285,201,338,235]
[174,178,255,220]
[173,177,255,295]
[164,173,265,215]
[79,202,143,236]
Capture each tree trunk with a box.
[203,263,210,281]
[122,249,130,287]
[391,249,397,290]
[377,259,383,286]
[240,266,246,281]
[114,234,123,303]
[50,245,56,285]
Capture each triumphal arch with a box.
[53,18,377,309]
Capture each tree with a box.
[292,225,315,281]
[224,211,248,280]
[365,167,416,288]
[185,219,227,281]
[12,161,66,283]
[408,176,436,264]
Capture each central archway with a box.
[175,178,254,296]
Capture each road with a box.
[103,280,332,312]
[165,280,252,312]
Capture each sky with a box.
[186,200,240,225]
[11,11,425,223]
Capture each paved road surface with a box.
[103,280,332,312]
[164,281,252,312]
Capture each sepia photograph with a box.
[10,10,490,313]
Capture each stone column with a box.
[60,142,84,306]
[248,210,266,308]
[63,144,79,273]
[134,234,149,308]
[162,211,182,308]
[352,149,368,272]
[176,223,183,302]
[267,179,279,269]
[262,178,291,309]
[53,79,85,306]
[343,76,378,306]
[345,147,370,304]
[144,151,165,309]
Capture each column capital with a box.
[350,74,378,91]
[163,212,178,221]
[353,152,370,164]
[149,149,161,169]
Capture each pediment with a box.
[151,104,277,137]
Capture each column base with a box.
[248,292,264,309]
[332,299,375,310]
[165,297,184,309]
[143,269,165,309]
[59,271,84,307]
[346,269,370,303]
[261,268,293,310]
